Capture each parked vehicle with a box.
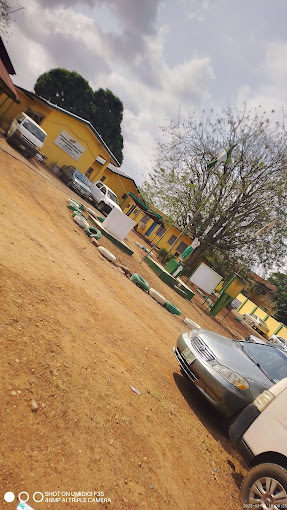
[6,112,47,158]
[230,378,287,508]
[242,314,269,336]
[244,335,266,344]
[89,180,121,214]
[173,328,287,417]
[58,166,91,200]
[269,334,287,349]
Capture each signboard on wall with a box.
[54,130,85,161]
[189,262,222,295]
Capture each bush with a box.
[157,248,174,264]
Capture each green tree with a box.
[34,68,124,164]
[142,104,287,273]
[268,273,287,324]
[92,88,124,164]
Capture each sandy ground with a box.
[0,139,255,509]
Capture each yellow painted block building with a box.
[0,86,141,201]
[122,194,192,256]
[0,86,194,258]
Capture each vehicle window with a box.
[239,342,287,382]
[96,182,103,189]
[74,170,88,183]
[101,186,107,195]
[22,119,46,142]
[107,190,119,205]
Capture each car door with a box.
[91,182,104,203]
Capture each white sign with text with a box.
[54,130,85,161]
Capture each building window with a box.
[85,167,93,178]
[140,215,150,225]
[176,241,188,254]
[25,108,45,124]
[122,193,128,200]
[167,235,177,245]
[100,176,106,182]
[156,225,166,237]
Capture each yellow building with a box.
[122,193,193,256]
[0,86,141,201]
[0,86,194,257]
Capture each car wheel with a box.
[97,201,105,212]
[240,463,287,508]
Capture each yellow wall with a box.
[265,316,281,335]
[0,90,51,127]
[0,89,114,173]
[237,294,286,337]
[98,170,139,203]
[239,300,258,315]
[254,308,268,320]
[278,327,287,340]
[236,293,246,304]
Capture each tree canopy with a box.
[268,273,287,325]
[34,68,124,164]
[142,104,287,273]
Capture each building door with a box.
[145,221,158,237]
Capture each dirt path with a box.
[0,141,248,509]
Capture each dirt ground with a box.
[0,139,256,509]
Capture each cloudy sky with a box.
[5,0,287,185]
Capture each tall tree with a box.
[142,104,287,272]
[268,273,287,324]
[92,88,123,164]
[34,68,124,164]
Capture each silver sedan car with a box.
[174,329,287,418]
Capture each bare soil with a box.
[0,139,252,509]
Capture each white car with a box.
[89,181,121,215]
[242,314,269,335]
[230,378,287,508]
[268,335,287,352]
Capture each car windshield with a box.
[22,119,46,142]
[239,342,287,382]
[107,190,119,205]
[74,171,90,187]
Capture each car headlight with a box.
[253,389,275,412]
[213,364,249,389]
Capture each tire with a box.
[148,288,167,305]
[240,463,287,508]
[164,301,181,316]
[98,201,105,212]
[130,273,150,292]
[73,215,89,229]
[84,226,101,240]
[97,246,116,263]
[183,318,201,330]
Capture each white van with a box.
[230,377,287,508]
[6,112,47,159]
[90,180,121,215]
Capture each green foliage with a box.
[157,248,174,264]
[142,104,287,273]
[268,273,287,324]
[34,68,124,164]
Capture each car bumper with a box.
[229,403,260,464]
[8,131,37,156]
[70,182,90,199]
[173,344,251,417]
